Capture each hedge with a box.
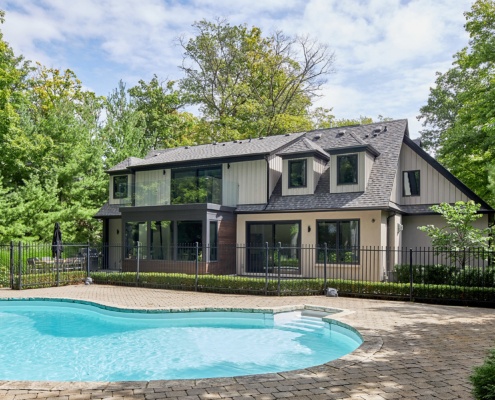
[89,272,495,303]
[394,264,495,288]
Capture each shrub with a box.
[470,348,495,400]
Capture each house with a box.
[95,119,494,279]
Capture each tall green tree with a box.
[0,10,32,188]
[179,19,335,141]
[418,0,495,206]
[128,75,197,149]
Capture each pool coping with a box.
[0,297,382,390]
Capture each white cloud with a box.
[1,0,474,135]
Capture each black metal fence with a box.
[1,242,494,307]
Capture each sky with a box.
[2,0,474,138]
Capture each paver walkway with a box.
[0,285,494,399]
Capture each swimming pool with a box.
[0,299,362,382]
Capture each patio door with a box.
[246,222,300,273]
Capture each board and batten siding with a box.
[268,154,283,197]
[397,143,469,205]
[364,152,375,189]
[134,169,170,206]
[109,174,133,205]
[223,160,266,205]
[314,158,327,191]
[282,157,313,196]
[329,152,366,193]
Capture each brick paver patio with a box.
[0,285,494,399]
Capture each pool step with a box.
[278,316,328,333]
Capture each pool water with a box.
[0,300,362,382]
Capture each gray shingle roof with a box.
[277,137,330,160]
[127,132,306,169]
[256,120,409,212]
[94,203,122,218]
[106,157,143,173]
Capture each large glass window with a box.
[172,166,222,204]
[247,222,301,273]
[150,221,174,260]
[209,221,218,261]
[317,220,359,263]
[125,221,147,259]
[403,170,420,196]
[288,159,307,188]
[337,154,358,185]
[113,175,128,199]
[177,221,202,260]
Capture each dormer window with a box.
[288,159,307,188]
[113,175,128,199]
[337,154,358,185]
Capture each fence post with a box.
[323,243,328,292]
[86,241,90,278]
[18,242,22,290]
[136,241,140,285]
[409,248,413,302]
[277,242,281,296]
[195,242,199,292]
[9,241,14,289]
[265,242,269,295]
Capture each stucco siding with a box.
[107,218,123,270]
[402,214,489,249]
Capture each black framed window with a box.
[337,154,358,185]
[209,221,218,261]
[113,175,128,199]
[317,220,359,263]
[403,170,420,196]
[246,221,301,274]
[288,159,307,188]
[171,166,222,204]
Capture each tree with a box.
[179,19,335,141]
[0,10,32,188]
[128,75,197,149]
[417,201,492,266]
[418,0,495,206]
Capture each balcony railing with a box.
[114,177,238,207]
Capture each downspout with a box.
[385,211,397,280]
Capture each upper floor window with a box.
[403,170,420,196]
[171,166,222,204]
[337,154,358,185]
[113,175,128,199]
[288,159,307,188]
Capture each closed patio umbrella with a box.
[52,222,63,258]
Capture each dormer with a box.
[327,145,379,193]
[278,138,330,196]
[106,157,140,205]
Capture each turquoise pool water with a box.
[0,300,362,382]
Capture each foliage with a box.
[418,0,495,206]
[417,202,492,266]
[179,19,335,140]
[471,348,495,400]
[128,76,197,149]
[394,263,495,287]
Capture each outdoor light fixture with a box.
[308,225,311,232]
